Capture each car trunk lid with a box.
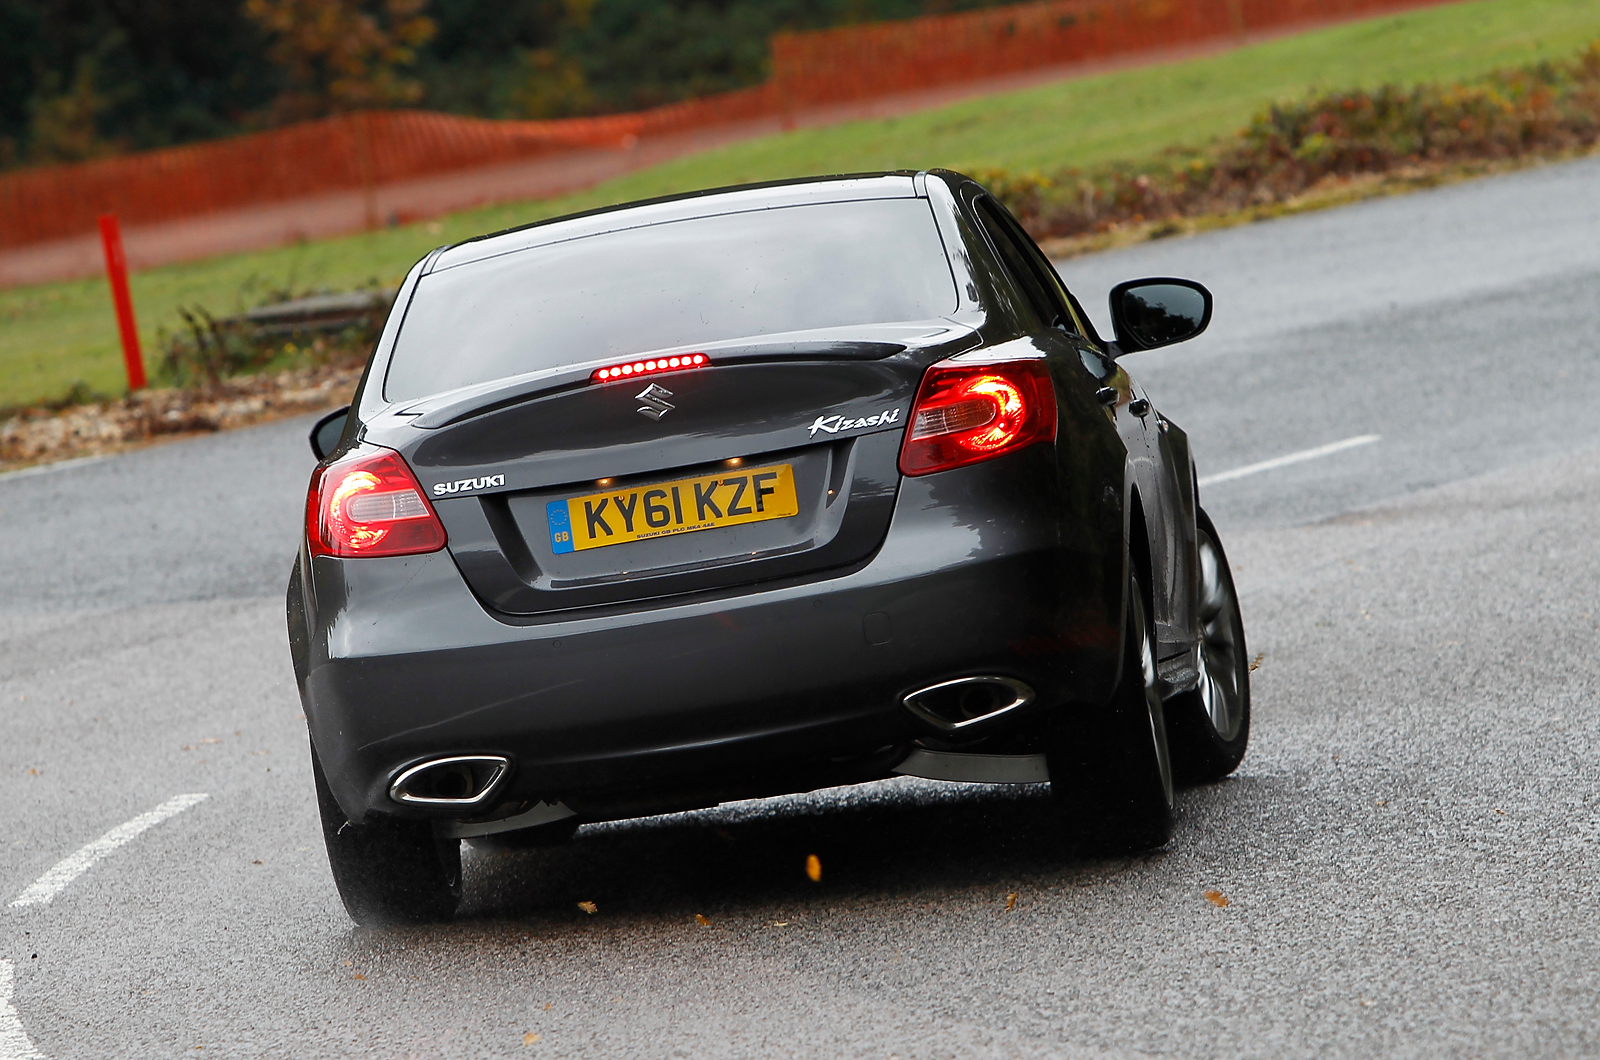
[387,325,975,615]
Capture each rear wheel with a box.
[1165,510,1250,784]
[1047,570,1174,853]
[312,750,462,925]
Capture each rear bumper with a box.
[290,451,1125,823]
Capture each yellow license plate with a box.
[547,463,799,553]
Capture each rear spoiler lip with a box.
[384,322,978,431]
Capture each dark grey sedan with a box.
[289,171,1250,924]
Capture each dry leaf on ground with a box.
[805,854,822,882]
[523,1033,542,1046]
[576,900,598,914]
[694,913,710,926]
[1005,892,1018,912]
[1203,889,1230,908]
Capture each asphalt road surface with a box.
[3,156,1599,1059]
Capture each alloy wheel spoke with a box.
[1195,530,1243,740]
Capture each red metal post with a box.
[97,213,146,391]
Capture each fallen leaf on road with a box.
[695,913,710,926]
[352,973,366,981]
[523,1033,542,1046]
[251,859,264,865]
[1005,893,1018,912]
[1248,652,1264,672]
[1203,889,1230,908]
[771,921,789,927]
[805,854,822,882]
[577,901,598,914]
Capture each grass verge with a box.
[0,362,363,473]
[999,43,1600,241]
[5,0,1600,410]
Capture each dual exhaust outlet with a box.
[901,674,1034,732]
[895,675,1046,785]
[389,755,510,807]
[386,676,1033,808]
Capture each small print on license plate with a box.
[547,463,799,554]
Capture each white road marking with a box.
[0,961,45,1060]
[8,793,209,909]
[1198,434,1380,487]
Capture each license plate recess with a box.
[548,463,799,554]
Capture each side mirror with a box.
[1109,278,1213,353]
[309,405,351,461]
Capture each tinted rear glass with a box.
[384,198,957,401]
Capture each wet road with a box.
[3,156,1599,1058]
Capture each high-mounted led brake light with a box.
[306,445,447,558]
[899,359,1057,476]
[591,352,709,383]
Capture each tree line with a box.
[1,0,1010,168]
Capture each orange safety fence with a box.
[0,0,1454,252]
[770,0,1452,107]
[0,85,776,252]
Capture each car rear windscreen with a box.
[383,198,957,402]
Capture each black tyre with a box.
[1047,570,1174,853]
[312,749,462,925]
[1165,509,1250,785]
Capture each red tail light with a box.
[899,359,1057,476]
[306,446,447,558]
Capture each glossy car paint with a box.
[288,170,1202,826]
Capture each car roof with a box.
[426,171,928,275]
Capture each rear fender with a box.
[1122,480,1154,688]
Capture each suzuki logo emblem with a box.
[635,383,675,421]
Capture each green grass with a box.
[6,0,1600,409]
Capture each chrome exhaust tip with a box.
[901,675,1034,732]
[389,755,511,807]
